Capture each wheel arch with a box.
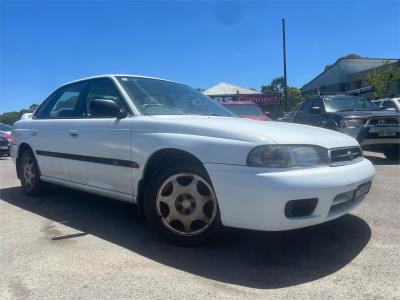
[136,148,208,216]
[16,142,35,179]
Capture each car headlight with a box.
[340,118,365,128]
[247,145,329,168]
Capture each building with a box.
[204,82,281,113]
[301,54,400,98]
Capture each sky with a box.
[1,0,399,113]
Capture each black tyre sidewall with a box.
[20,150,48,196]
[384,146,400,161]
[144,163,222,246]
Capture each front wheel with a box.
[144,163,222,246]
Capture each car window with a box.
[382,101,397,110]
[0,123,12,131]
[312,98,325,110]
[323,96,380,112]
[117,76,234,116]
[44,83,85,118]
[301,99,314,113]
[83,78,126,117]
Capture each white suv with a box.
[11,75,375,245]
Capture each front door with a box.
[67,78,134,196]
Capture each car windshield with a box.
[323,96,381,112]
[223,103,263,116]
[117,76,235,116]
[0,123,12,131]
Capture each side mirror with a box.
[311,106,322,114]
[90,99,127,119]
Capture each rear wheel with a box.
[144,163,221,246]
[383,145,400,161]
[20,150,49,196]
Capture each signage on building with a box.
[210,93,281,105]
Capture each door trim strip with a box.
[36,150,139,168]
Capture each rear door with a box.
[66,78,134,196]
[30,81,87,181]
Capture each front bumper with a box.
[338,126,400,148]
[205,158,375,231]
[0,145,9,155]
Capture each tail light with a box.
[4,133,13,143]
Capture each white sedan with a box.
[11,75,375,245]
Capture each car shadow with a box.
[0,185,371,289]
[365,155,399,165]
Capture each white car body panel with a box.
[205,159,374,230]
[11,74,376,232]
[65,118,133,195]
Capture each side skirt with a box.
[41,176,136,204]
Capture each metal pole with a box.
[282,18,288,111]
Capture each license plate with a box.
[379,129,397,136]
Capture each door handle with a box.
[69,130,79,138]
[31,129,38,136]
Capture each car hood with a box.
[242,115,270,121]
[329,110,400,118]
[147,115,358,149]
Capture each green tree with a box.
[287,87,306,110]
[261,76,305,112]
[0,104,39,125]
[0,111,21,125]
[261,76,285,94]
[365,63,400,99]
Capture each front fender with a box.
[132,132,257,167]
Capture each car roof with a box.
[322,95,360,99]
[63,74,179,86]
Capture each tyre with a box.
[20,149,50,196]
[383,145,400,161]
[144,163,222,246]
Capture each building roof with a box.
[301,55,399,92]
[204,82,258,95]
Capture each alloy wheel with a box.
[156,173,217,236]
[23,156,36,190]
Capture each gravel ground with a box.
[0,153,399,299]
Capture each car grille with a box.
[329,146,363,165]
[367,118,400,127]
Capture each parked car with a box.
[372,98,400,112]
[20,112,34,120]
[293,95,400,160]
[221,101,270,120]
[0,123,12,135]
[11,75,375,245]
[0,131,12,156]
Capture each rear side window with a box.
[382,101,397,110]
[42,82,86,118]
